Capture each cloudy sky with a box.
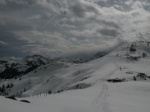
[0,0,150,57]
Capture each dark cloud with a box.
[69,1,86,17]
[0,30,28,45]
[99,29,119,37]
[0,30,29,57]
[100,20,120,29]
[0,21,33,31]
[0,0,36,12]
[0,44,28,57]
[0,0,150,57]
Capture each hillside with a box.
[0,40,150,112]
[0,52,107,96]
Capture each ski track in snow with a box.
[90,62,119,112]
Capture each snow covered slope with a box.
[0,40,150,112]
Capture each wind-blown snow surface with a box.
[1,41,150,112]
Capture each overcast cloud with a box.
[0,0,150,57]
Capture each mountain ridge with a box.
[0,40,150,97]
